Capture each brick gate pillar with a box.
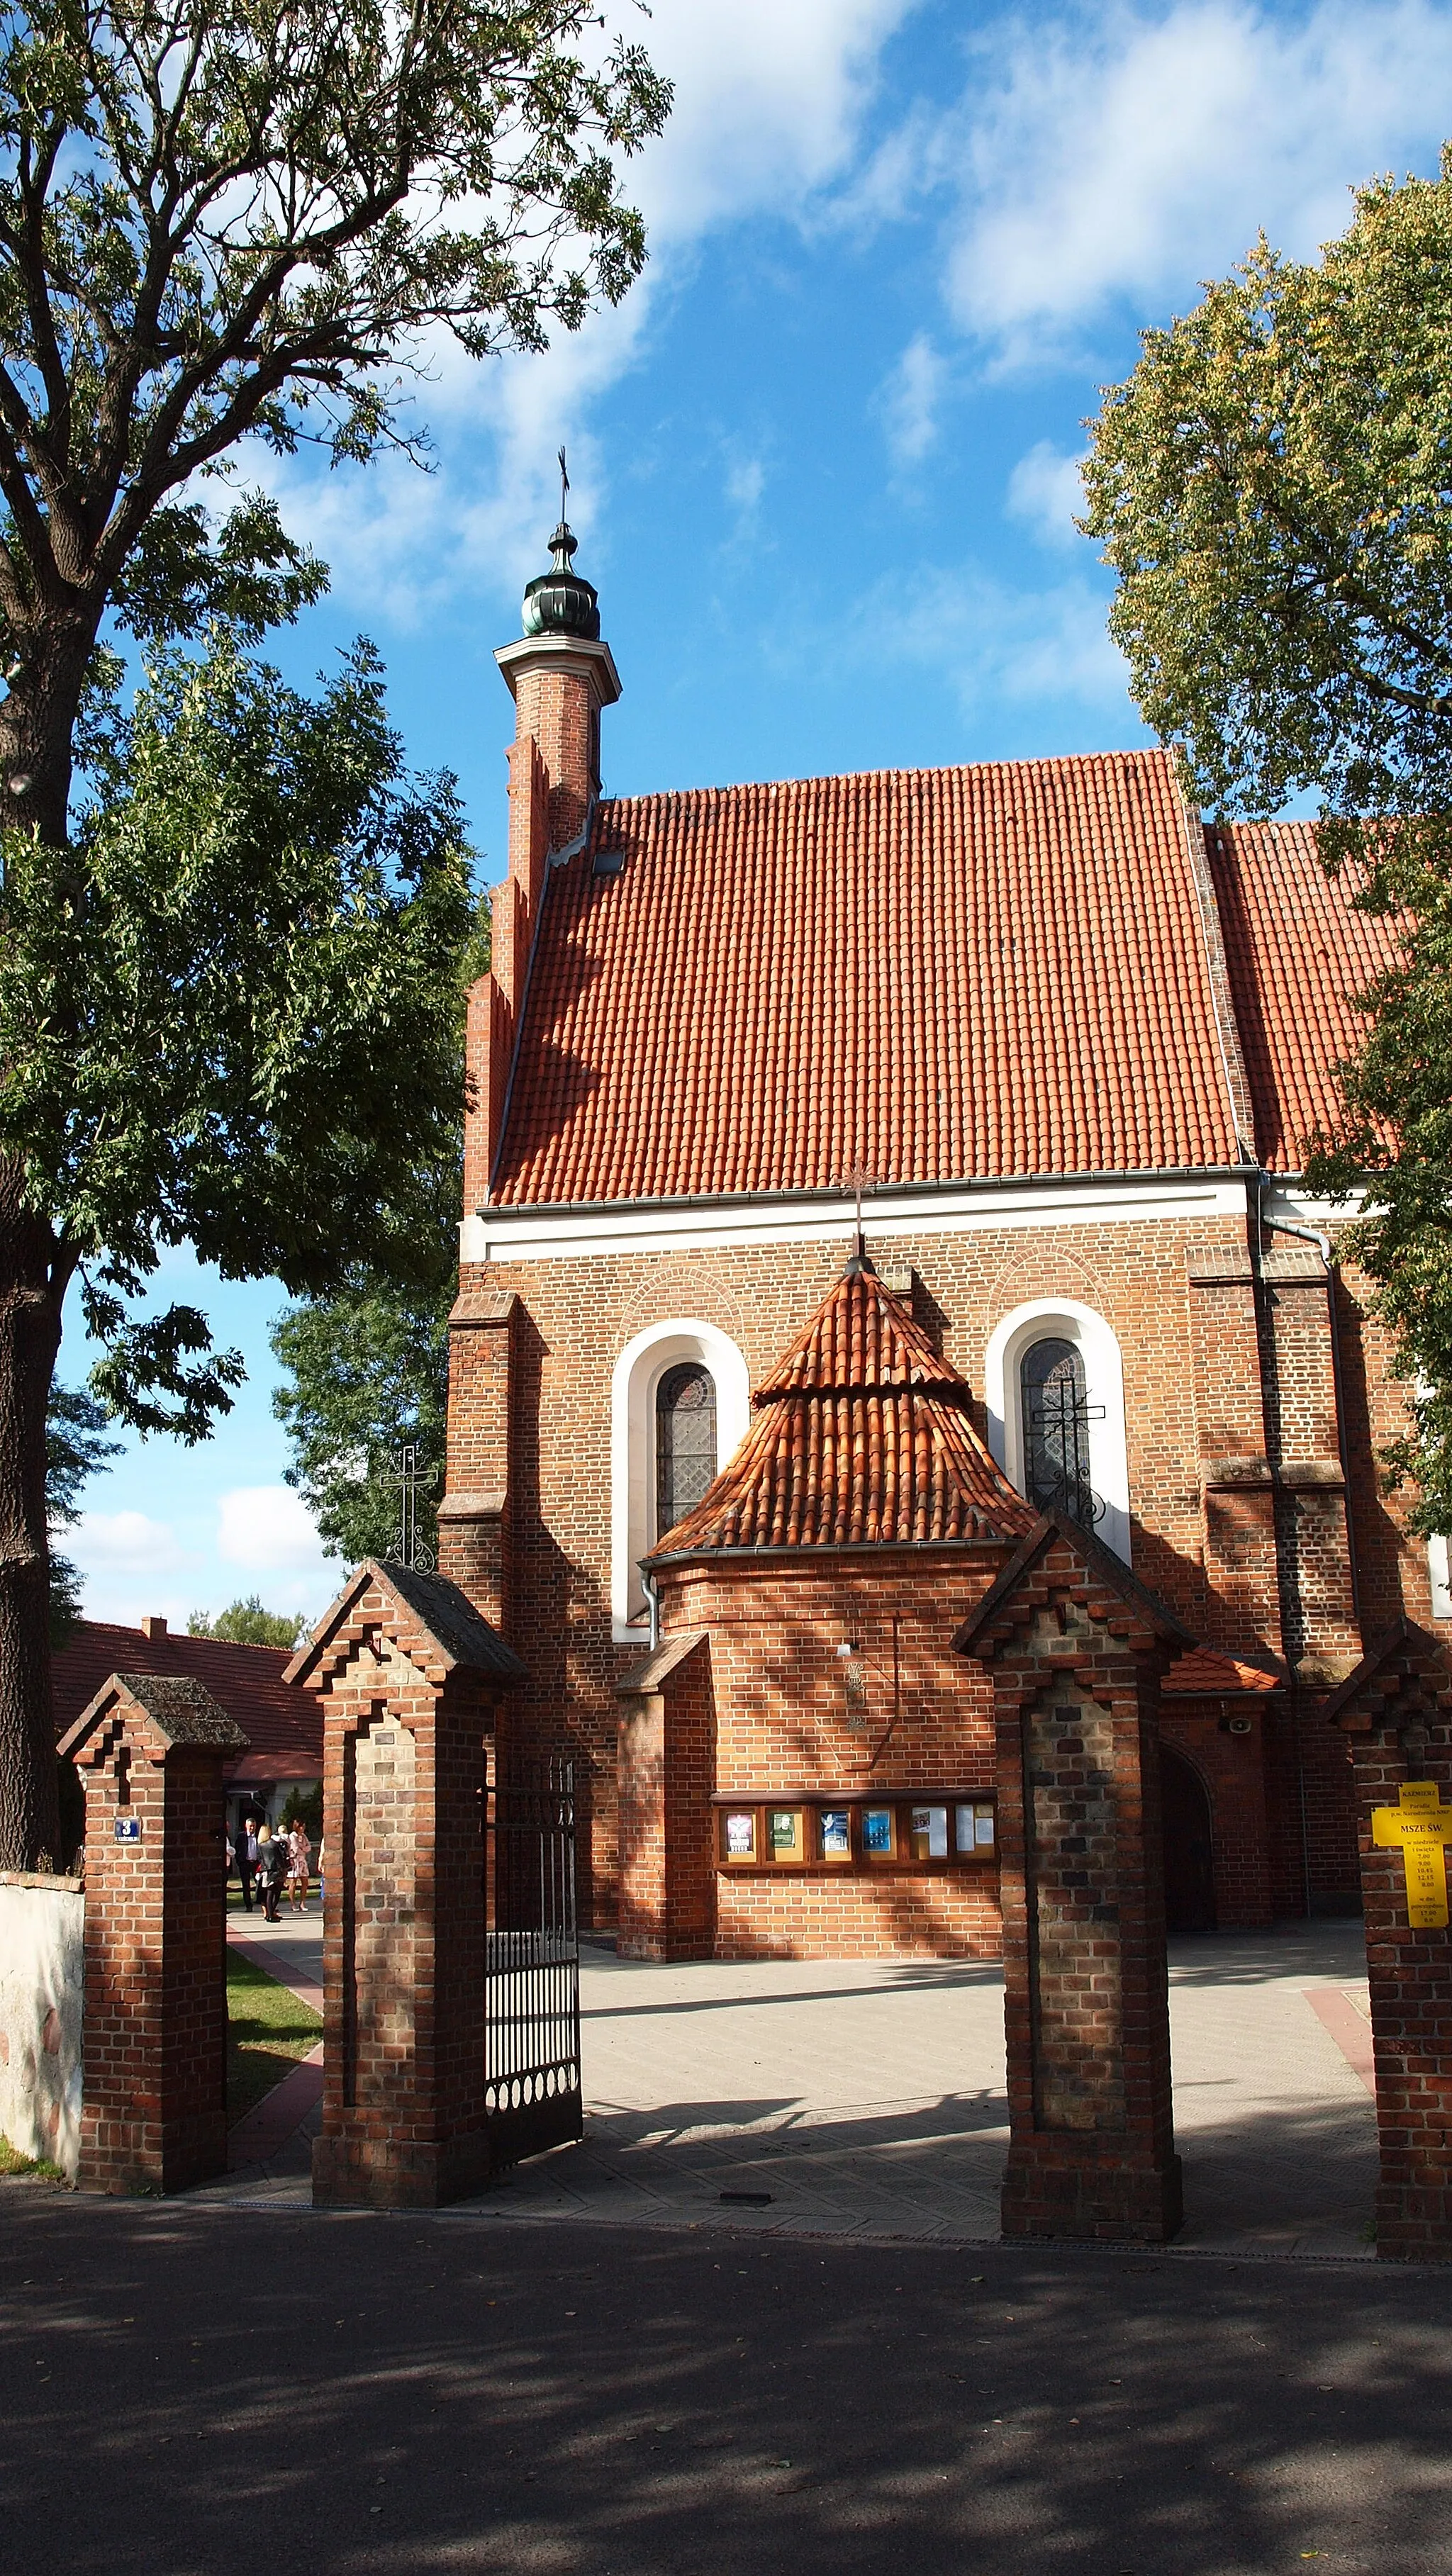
[59,1674,248,2194]
[1327,1622,1452,2261]
[285,1558,525,2210]
[955,1513,1193,2242]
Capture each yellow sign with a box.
[1370,1781,1452,1929]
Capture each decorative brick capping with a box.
[1326,1622,1452,2261]
[286,1558,525,2210]
[59,1673,248,2194]
[955,1512,1193,2243]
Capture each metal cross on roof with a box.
[558,444,569,520]
[842,1162,874,1265]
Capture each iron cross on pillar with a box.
[1371,1779,1452,1927]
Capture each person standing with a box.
[257,1823,286,1923]
[238,1815,259,1913]
[286,1820,312,1911]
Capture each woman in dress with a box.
[286,1820,312,1912]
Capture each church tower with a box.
[463,513,621,1210]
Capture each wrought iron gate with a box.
[484,1759,583,2169]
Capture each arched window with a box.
[655,1363,717,1540]
[611,1321,750,1635]
[1020,1336,1102,1528]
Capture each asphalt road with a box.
[2,2191,1450,2576]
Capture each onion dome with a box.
[520,520,601,641]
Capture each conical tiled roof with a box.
[650,1265,1038,1556]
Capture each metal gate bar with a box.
[484,1759,583,2170]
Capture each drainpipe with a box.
[642,1566,661,1653]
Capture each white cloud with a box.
[881,332,946,464]
[914,0,1452,364]
[1006,442,1088,548]
[850,560,1129,715]
[72,1510,185,1578]
[217,1485,329,1579]
[262,0,917,622]
[726,456,767,521]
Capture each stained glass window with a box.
[655,1362,717,1540]
[1020,1337,1102,1528]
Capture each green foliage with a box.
[0,0,669,790]
[269,901,486,1570]
[0,631,476,1436]
[1083,150,1452,863]
[282,1782,323,1843]
[1311,877,1452,1531]
[187,1596,306,1649]
[1083,150,1452,1521]
[45,1379,120,1645]
[272,1261,453,1566]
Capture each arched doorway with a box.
[1161,1745,1216,1934]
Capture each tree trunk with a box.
[0,1163,63,1871]
[0,613,99,849]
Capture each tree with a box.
[1080,149,1452,1530]
[0,0,669,849]
[272,1260,452,1569]
[0,628,474,1865]
[46,1378,120,1642]
[188,1595,304,1648]
[0,0,669,1871]
[269,886,489,1572]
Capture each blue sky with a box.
[71,0,1452,1631]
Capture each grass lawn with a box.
[226,1949,323,2128]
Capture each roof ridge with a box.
[590,744,1173,824]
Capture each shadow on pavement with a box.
[4,2195,1450,2575]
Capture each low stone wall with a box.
[0,1873,84,2178]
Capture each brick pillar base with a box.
[59,1674,248,2195]
[956,1515,1188,2245]
[287,1559,524,2212]
[615,1629,713,1961]
[1328,1623,1452,2261]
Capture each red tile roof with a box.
[1206,821,1403,1173]
[52,1620,319,1784]
[1163,1646,1283,1696]
[492,749,1249,1204]
[649,1265,1038,1555]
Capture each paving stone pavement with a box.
[208,1918,1380,2254]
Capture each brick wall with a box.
[653,1549,1005,1959]
[444,1210,1420,1930]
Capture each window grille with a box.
[1020,1336,1104,1528]
[655,1362,717,1539]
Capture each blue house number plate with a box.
[113,1816,142,1842]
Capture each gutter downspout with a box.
[642,1566,661,1653]
[1257,1183,1361,1925]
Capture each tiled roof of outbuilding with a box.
[52,1620,316,1784]
[649,1265,1037,1557]
[1206,819,1403,1172]
[491,749,1248,1204]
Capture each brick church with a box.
[437,517,1434,1960]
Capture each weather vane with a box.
[557,444,569,522]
